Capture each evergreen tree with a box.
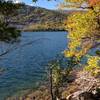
[0,0,21,41]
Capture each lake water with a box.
[0,31,67,100]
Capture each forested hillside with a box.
[9,4,68,31]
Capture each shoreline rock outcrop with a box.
[7,69,100,100]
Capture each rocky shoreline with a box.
[7,68,100,100]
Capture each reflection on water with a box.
[0,31,67,100]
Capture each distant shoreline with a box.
[23,29,67,32]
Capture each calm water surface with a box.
[0,31,67,100]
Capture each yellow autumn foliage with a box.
[64,9,100,57]
[64,0,100,75]
[85,56,100,76]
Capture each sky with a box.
[14,0,62,9]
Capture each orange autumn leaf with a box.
[88,0,100,6]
